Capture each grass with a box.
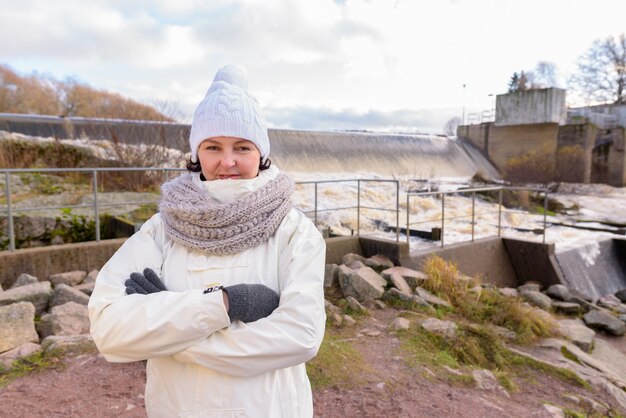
[306,331,372,389]
[0,349,65,388]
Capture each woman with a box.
[88,65,327,418]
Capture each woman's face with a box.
[197,136,261,180]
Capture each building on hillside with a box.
[457,88,626,186]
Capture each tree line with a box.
[0,64,176,122]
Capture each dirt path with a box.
[1,308,624,418]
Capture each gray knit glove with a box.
[224,284,280,323]
[125,268,167,295]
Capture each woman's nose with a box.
[220,153,236,168]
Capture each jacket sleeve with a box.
[172,211,326,377]
[88,215,231,362]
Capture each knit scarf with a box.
[160,172,294,255]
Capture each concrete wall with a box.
[502,238,563,288]
[556,123,596,183]
[495,88,567,126]
[457,123,490,152]
[488,123,559,176]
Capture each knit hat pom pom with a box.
[213,65,249,91]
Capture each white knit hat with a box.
[189,65,269,162]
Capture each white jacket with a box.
[88,168,326,418]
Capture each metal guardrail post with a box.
[357,180,361,236]
[406,194,410,245]
[5,172,15,251]
[497,188,503,237]
[441,193,445,248]
[396,181,400,242]
[471,191,475,241]
[93,170,100,241]
[314,182,318,226]
[543,191,548,244]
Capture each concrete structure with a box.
[458,90,626,186]
[495,88,567,127]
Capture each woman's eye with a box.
[204,146,219,151]
[236,147,251,152]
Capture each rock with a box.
[359,328,381,337]
[556,319,595,353]
[74,282,95,296]
[471,369,510,397]
[389,274,412,295]
[324,264,339,288]
[50,235,65,245]
[0,343,42,369]
[10,273,39,289]
[342,315,356,327]
[499,287,519,298]
[489,325,516,341]
[37,302,90,338]
[583,310,626,336]
[615,289,626,303]
[346,296,368,314]
[455,273,477,287]
[542,404,565,418]
[347,260,365,270]
[41,334,95,353]
[517,282,542,293]
[374,300,387,309]
[0,281,52,316]
[341,253,366,266]
[364,254,394,272]
[414,287,452,309]
[597,295,622,310]
[381,267,428,290]
[520,290,552,310]
[420,318,457,339]
[382,288,431,309]
[50,284,90,308]
[552,301,582,315]
[0,302,39,353]
[338,266,387,302]
[328,312,342,326]
[84,270,99,283]
[324,300,341,315]
[545,284,570,301]
[618,314,626,324]
[588,376,626,413]
[388,317,410,331]
[49,270,87,287]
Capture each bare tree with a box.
[569,33,626,105]
[443,116,462,136]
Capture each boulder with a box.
[324,300,341,315]
[619,314,626,324]
[50,284,90,308]
[328,312,342,326]
[347,260,365,270]
[0,281,52,316]
[615,289,626,303]
[472,369,510,398]
[41,334,95,353]
[420,318,457,339]
[381,267,428,290]
[324,264,339,288]
[37,302,90,338]
[520,290,552,311]
[364,254,394,272]
[338,266,387,302]
[389,274,412,295]
[414,287,452,309]
[84,270,99,283]
[583,310,625,336]
[342,315,356,327]
[346,296,368,314]
[388,317,410,331]
[0,302,39,353]
[49,270,87,287]
[517,282,542,293]
[0,343,42,369]
[499,287,519,298]
[382,288,430,309]
[552,301,582,315]
[545,284,571,301]
[597,295,622,310]
[341,253,367,266]
[556,318,595,352]
[11,273,39,289]
[73,282,95,296]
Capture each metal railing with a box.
[406,186,549,247]
[1,168,401,251]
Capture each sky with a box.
[1,0,625,134]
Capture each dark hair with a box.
[186,157,272,173]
